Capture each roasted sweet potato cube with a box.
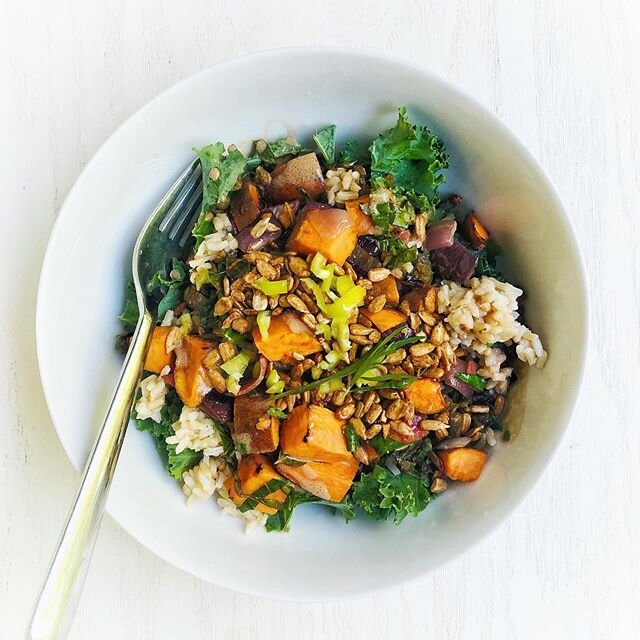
[233,392,279,453]
[230,178,262,231]
[277,457,359,502]
[144,326,174,373]
[439,448,488,482]
[345,196,375,236]
[174,335,214,408]
[370,276,400,307]
[265,153,325,203]
[287,206,358,266]
[252,311,322,362]
[405,379,446,414]
[361,308,407,333]
[236,454,287,514]
[280,404,351,463]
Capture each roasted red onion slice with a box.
[236,355,268,396]
[431,240,477,284]
[235,215,282,252]
[423,219,457,250]
[443,359,475,399]
[199,393,233,424]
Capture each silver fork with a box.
[29,159,203,640]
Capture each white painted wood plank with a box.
[1,1,638,638]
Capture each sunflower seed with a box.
[213,296,233,316]
[364,404,383,424]
[336,403,356,420]
[368,267,391,282]
[430,477,448,493]
[287,294,309,313]
[367,294,387,313]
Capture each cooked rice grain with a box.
[437,276,547,368]
[134,367,170,422]
[189,213,238,272]
[166,406,225,456]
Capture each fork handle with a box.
[28,311,154,640]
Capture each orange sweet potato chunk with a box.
[233,454,287,515]
[345,197,375,236]
[277,457,359,502]
[405,379,446,414]
[174,335,214,408]
[280,404,351,463]
[361,308,407,333]
[370,276,400,307]
[252,311,322,362]
[287,206,358,266]
[144,326,174,374]
[439,448,488,482]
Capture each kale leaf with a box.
[378,236,418,268]
[168,446,203,480]
[474,238,504,279]
[339,139,370,166]
[313,125,336,164]
[370,107,448,204]
[134,388,203,479]
[195,142,247,210]
[351,465,431,524]
[256,136,306,167]
[266,490,355,533]
[147,258,188,320]
[118,281,139,330]
[368,433,408,455]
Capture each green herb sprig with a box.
[271,326,420,399]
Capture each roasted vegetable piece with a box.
[363,443,380,463]
[369,276,400,307]
[287,206,359,266]
[252,310,323,362]
[277,457,359,502]
[361,307,407,333]
[345,197,376,236]
[438,448,488,482]
[174,336,214,407]
[233,392,280,453]
[280,404,352,463]
[235,214,282,252]
[431,240,477,284]
[230,178,262,231]
[404,379,446,414]
[265,153,325,203]
[226,454,288,515]
[144,326,174,373]
[463,212,490,250]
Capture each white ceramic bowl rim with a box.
[37,46,588,601]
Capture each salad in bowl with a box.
[118,107,546,533]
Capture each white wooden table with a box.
[2,1,639,638]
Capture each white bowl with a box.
[37,47,587,600]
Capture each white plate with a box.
[37,47,587,600]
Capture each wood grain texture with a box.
[1,0,639,638]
